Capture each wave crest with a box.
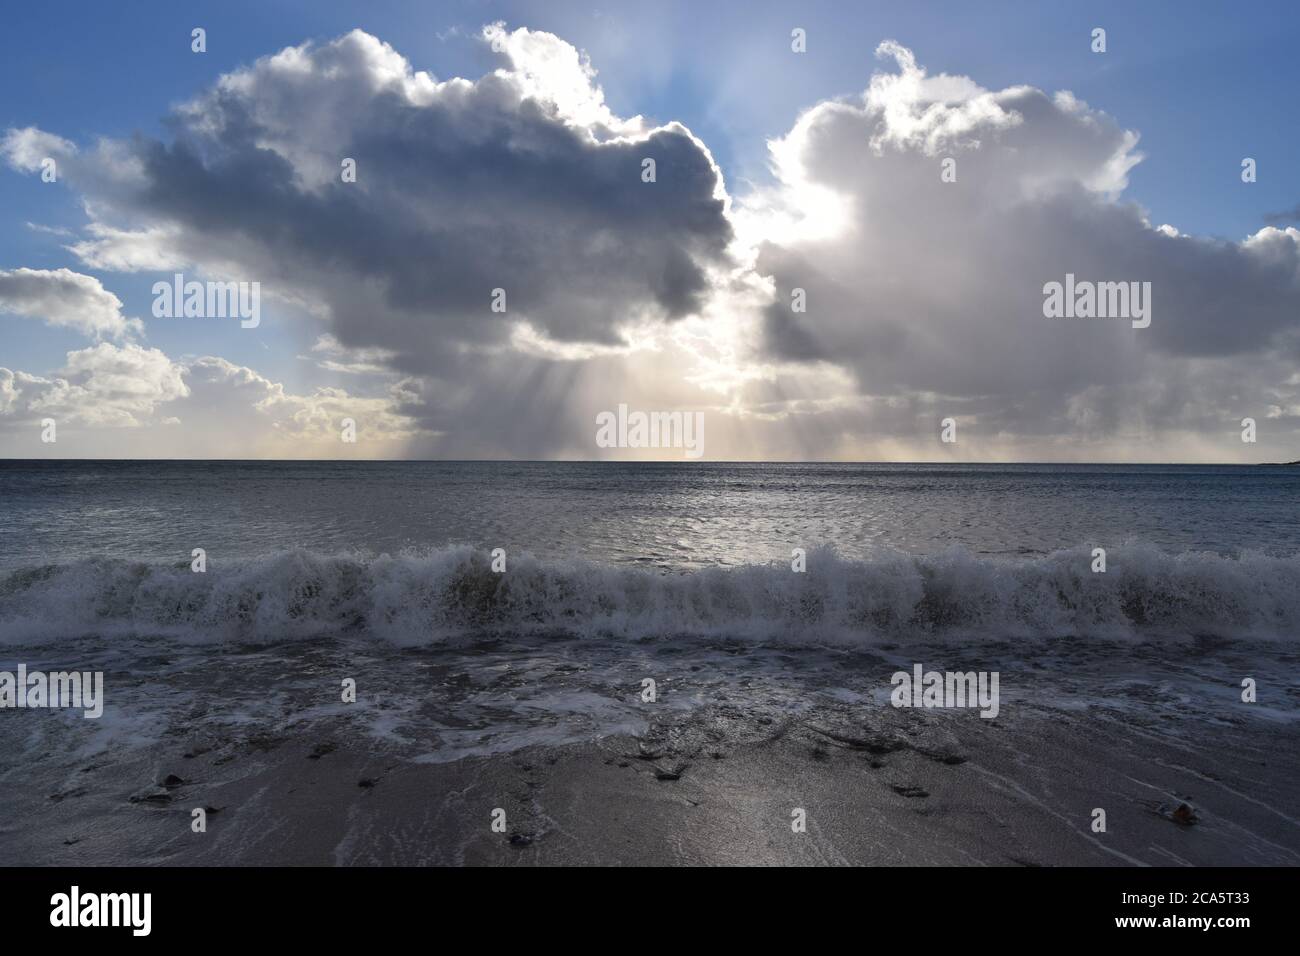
[1,544,1297,645]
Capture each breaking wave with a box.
[1,544,1298,646]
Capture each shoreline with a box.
[3,636,1298,866]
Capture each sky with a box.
[1,0,1299,461]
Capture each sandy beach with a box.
[4,635,1297,866]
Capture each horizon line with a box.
[2,457,1297,467]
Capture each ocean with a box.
[2,460,1298,865]
[2,460,1298,643]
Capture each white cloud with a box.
[485,22,643,135]
[186,355,420,445]
[0,126,75,171]
[0,346,421,457]
[67,223,186,272]
[0,268,142,340]
[0,343,186,427]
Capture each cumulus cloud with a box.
[0,346,421,458]
[0,343,186,427]
[6,27,731,372]
[182,356,422,449]
[0,268,142,339]
[730,42,1300,457]
[0,26,743,458]
[6,31,1299,461]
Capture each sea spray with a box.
[2,543,1299,646]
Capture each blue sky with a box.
[2,1,1299,460]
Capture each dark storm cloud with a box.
[44,29,733,372]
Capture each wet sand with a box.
[3,636,1298,866]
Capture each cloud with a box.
[0,345,421,457]
[0,127,75,171]
[6,31,1299,461]
[304,334,399,375]
[1264,204,1300,225]
[730,42,1300,457]
[0,268,142,340]
[182,356,422,448]
[0,343,186,427]
[8,27,732,374]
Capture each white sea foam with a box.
[1,543,1298,646]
